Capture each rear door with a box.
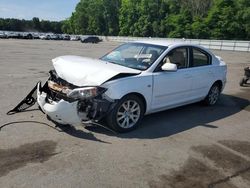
[188,47,214,100]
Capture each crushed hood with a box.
[52,56,141,87]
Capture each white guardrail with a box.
[99,36,250,52]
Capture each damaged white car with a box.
[8,41,227,133]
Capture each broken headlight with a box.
[67,87,107,100]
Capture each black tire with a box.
[27,34,33,39]
[204,83,221,106]
[239,77,247,86]
[106,94,145,133]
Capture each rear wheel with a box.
[239,77,247,86]
[204,83,221,106]
[106,95,145,133]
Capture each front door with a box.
[151,47,192,111]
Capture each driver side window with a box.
[164,47,188,69]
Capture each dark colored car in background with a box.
[62,35,71,41]
[22,33,33,39]
[81,36,102,43]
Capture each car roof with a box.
[134,40,175,47]
[132,40,213,54]
[133,40,203,48]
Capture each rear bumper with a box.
[37,83,82,125]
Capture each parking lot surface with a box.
[0,39,249,188]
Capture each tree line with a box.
[62,0,250,40]
[0,0,249,40]
[0,17,63,33]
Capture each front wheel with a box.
[204,84,221,106]
[106,95,145,133]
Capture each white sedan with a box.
[10,41,227,132]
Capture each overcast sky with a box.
[0,0,80,21]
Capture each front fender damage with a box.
[7,80,117,127]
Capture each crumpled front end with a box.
[37,83,81,125]
[37,70,115,126]
[8,70,115,126]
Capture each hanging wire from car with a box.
[0,120,62,132]
[5,81,117,134]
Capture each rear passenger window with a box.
[192,48,210,67]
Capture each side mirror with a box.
[161,63,177,72]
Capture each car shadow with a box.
[241,83,250,87]
[86,92,250,139]
[121,93,249,139]
[56,124,111,144]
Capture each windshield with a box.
[101,43,167,70]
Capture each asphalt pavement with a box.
[0,39,249,188]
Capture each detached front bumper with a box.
[37,82,114,126]
[37,84,82,125]
[7,80,115,126]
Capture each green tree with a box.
[119,0,140,36]
[103,0,120,35]
[205,0,241,39]
[63,0,120,35]
[60,0,250,40]
[191,17,209,39]
[32,17,41,31]
[237,0,250,39]
[0,18,62,33]
[61,19,73,34]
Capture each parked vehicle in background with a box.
[22,32,33,39]
[6,32,22,39]
[62,35,70,41]
[0,32,8,39]
[70,35,80,41]
[39,34,50,40]
[11,41,226,133]
[81,36,102,43]
[32,33,40,39]
[38,33,63,40]
[50,34,63,40]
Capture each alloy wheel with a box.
[208,86,220,105]
[116,100,141,129]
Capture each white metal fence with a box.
[99,36,250,52]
